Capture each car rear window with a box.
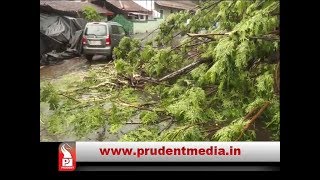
[85,24,107,36]
[111,25,119,34]
[118,26,125,35]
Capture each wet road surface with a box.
[40,55,110,80]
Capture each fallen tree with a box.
[111,0,280,141]
[41,0,280,142]
[126,57,211,87]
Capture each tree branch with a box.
[199,0,223,11]
[244,107,259,120]
[274,61,280,96]
[158,58,211,82]
[113,99,154,112]
[172,125,193,140]
[170,39,193,52]
[187,32,279,42]
[249,36,279,41]
[236,101,271,141]
[129,57,211,87]
[125,122,142,124]
[90,81,118,89]
[187,32,230,38]
[141,27,159,41]
[158,117,174,135]
[58,93,81,103]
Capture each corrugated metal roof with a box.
[155,0,196,11]
[40,1,114,15]
[106,0,150,12]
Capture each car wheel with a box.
[85,55,93,61]
[111,53,117,60]
[106,54,112,61]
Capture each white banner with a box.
[75,142,280,162]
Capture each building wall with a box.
[132,6,178,34]
[132,0,154,11]
[159,6,178,19]
[133,0,157,19]
[131,1,185,34]
[133,19,163,34]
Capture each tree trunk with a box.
[158,58,211,82]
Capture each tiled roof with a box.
[40,1,114,15]
[106,0,149,12]
[155,0,196,11]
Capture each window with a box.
[111,25,119,34]
[146,15,148,20]
[140,15,144,19]
[159,9,163,19]
[170,9,173,13]
[85,24,107,36]
[118,26,126,36]
[134,15,139,19]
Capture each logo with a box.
[58,142,76,171]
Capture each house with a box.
[40,0,114,19]
[98,0,151,34]
[132,0,197,33]
[89,0,196,34]
[102,0,151,18]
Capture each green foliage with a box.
[156,11,190,45]
[267,111,280,140]
[245,98,265,114]
[120,127,159,141]
[191,64,209,81]
[235,40,254,69]
[107,104,134,133]
[145,48,171,77]
[114,37,140,61]
[47,111,65,135]
[158,125,204,141]
[42,0,280,142]
[140,111,159,125]
[166,87,206,123]
[113,37,141,76]
[47,106,106,137]
[114,58,129,74]
[140,45,156,62]
[73,106,106,137]
[265,97,280,140]
[40,83,60,110]
[255,71,274,98]
[83,69,100,87]
[212,119,248,141]
[110,0,280,141]
[114,38,185,78]
[118,88,139,103]
[82,6,103,22]
[167,84,187,97]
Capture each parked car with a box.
[81,21,126,61]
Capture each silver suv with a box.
[82,22,126,61]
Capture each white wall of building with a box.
[133,0,153,10]
[133,0,161,19]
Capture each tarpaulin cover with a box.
[40,13,87,64]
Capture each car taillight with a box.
[106,35,111,45]
[82,36,87,45]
